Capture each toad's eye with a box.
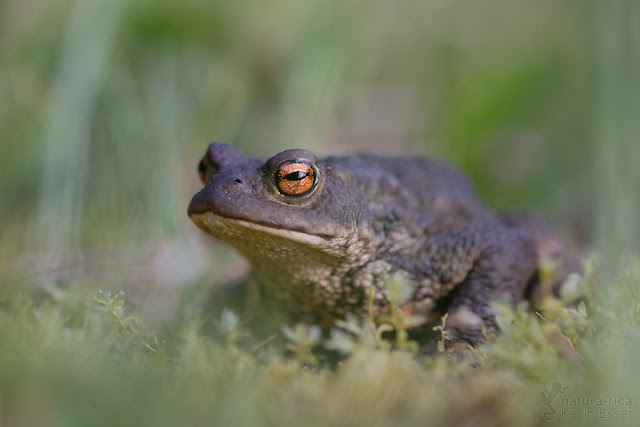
[198,156,219,184]
[198,157,208,184]
[275,161,316,196]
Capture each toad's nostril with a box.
[232,177,243,184]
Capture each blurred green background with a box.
[1,0,639,316]
[2,0,640,426]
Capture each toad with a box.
[188,142,578,347]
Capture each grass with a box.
[1,258,639,427]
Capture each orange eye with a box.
[275,161,316,196]
[198,157,210,184]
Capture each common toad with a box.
[188,142,578,347]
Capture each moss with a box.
[1,258,639,426]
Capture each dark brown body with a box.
[189,142,579,346]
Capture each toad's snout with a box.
[187,173,249,217]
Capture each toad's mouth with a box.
[190,212,330,248]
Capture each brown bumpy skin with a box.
[188,142,580,350]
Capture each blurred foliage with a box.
[1,0,640,425]
[1,0,599,250]
[0,261,639,427]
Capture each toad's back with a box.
[323,154,497,232]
